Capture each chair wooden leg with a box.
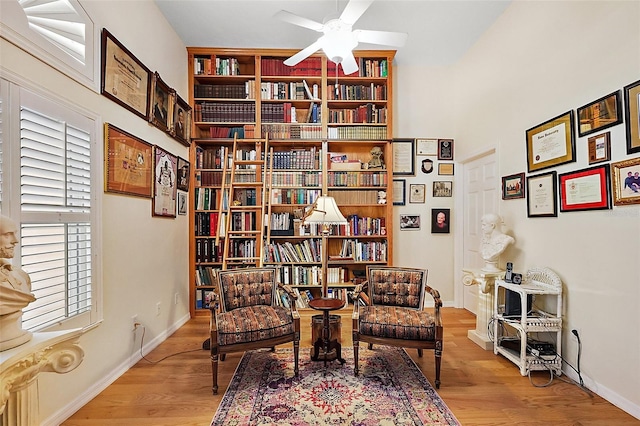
[211,350,219,395]
[435,344,442,389]
[367,343,373,350]
[417,348,423,357]
[353,339,359,376]
[293,340,300,376]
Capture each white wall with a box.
[1,1,192,423]
[453,0,640,417]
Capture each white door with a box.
[462,152,498,313]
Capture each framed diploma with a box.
[416,138,438,156]
[558,165,611,212]
[624,79,640,155]
[104,123,153,198]
[526,111,576,173]
[526,171,558,217]
[610,157,640,206]
[101,29,151,120]
[392,139,415,176]
[577,91,622,138]
[393,179,406,206]
[409,184,425,203]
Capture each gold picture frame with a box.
[577,91,622,138]
[149,72,173,132]
[104,123,153,198]
[526,111,576,173]
[611,157,640,206]
[624,79,640,154]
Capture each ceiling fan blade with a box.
[354,29,408,47]
[341,53,359,75]
[284,40,324,66]
[339,0,374,25]
[274,10,324,32]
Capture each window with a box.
[1,80,99,331]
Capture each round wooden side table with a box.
[308,297,346,371]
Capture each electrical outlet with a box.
[131,315,138,331]
[156,302,161,316]
[174,292,179,305]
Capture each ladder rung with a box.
[232,182,262,187]
[226,257,261,261]
[228,230,261,235]
[235,160,263,166]
[229,206,261,211]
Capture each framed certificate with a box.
[392,139,415,176]
[558,165,611,212]
[526,111,576,173]
[526,171,558,217]
[416,138,438,156]
[409,184,425,203]
[393,179,406,206]
[104,123,153,198]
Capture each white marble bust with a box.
[0,215,36,351]
[480,213,515,272]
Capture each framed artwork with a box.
[611,157,640,206]
[104,123,153,198]
[177,192,188,215]
[153,146,178,218]
[577,90,622,137]
[409,184,425,203]
[433,181,452,197]
[502,172,525,200]
[172,94,192,146]
[437,139,454,160]
[431,209,450,234]
[416,138,438,156]
[400,214,420,230]
[438,163,454,175]
[177,157,191,192]
[624,79,640,154]
[587,132,611,165]
[526,111,576,173]
[100,29,151,120]
[392,138,415,176]
[526,171,558,217]
[149,72,173,132]
[392,179,406,206]
[558,165,611,212]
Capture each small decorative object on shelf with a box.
[368,146,385,169]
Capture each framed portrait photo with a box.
[392,179,406,206]
[558,164,611,212]
[502,172,525,200]
[392,138,415,176]
[526,171,558,217]
[431,209,450,234]
[177,192,188,215]
[433,181,452,197]
[611,157,640,206]
[624,79,640,154]
[153,146,178,218]
[587,132,611,164]
[437,139,454,160]
[104,123,153,198]
[409,184,425,203]
[172,94,192,146]
[577,90,622,138]
[100,29,151,120]
[176,157,191,192]
[399,214,420,230]
[526,111,576,173]
[149,72,173,132]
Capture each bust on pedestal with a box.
[480,213,515,274]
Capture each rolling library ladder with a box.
[220,135,271,269]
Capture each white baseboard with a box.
[42,313,191,426]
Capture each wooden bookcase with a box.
[188,48,396,316]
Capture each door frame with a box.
[453,146,497,309]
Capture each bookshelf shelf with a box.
[188,48,395,315]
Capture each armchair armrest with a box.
[425,285,442,326]
[277,283,300,317]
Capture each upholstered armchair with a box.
[209,267,300,394]
[352,266,443,388]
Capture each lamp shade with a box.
[303,196,347,225]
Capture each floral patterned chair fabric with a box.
[210,267,300,394]
[352,266,443,388]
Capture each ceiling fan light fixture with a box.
[320,27,358,65]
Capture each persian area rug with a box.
[211,346,460,426]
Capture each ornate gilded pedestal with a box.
[0,329,84,426]
[462,268,504,350]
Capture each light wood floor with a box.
[63,308,638,425]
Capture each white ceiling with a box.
[155,0,511,67]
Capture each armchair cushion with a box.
[368,268,425,308]
[358,306,437,341]
[219,268,277,310]
[216,305,295,346]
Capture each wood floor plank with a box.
[62,308,639,425]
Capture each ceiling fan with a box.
[275,0,408,75]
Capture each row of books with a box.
[208,124,256,139]
[227,238,257,259]
[328,171,388,187]
[346,215,387,236]
[194,187,218,211]
[339,239,388,262]
[260,80,319,100]
[261,103,293,123]
[269,212,294,232]
[232,188,257,206]
[264,240,321,263]
[261,57,322,76]
[194,83,253,99]
[194,102,256,123]
[230,211,257,232]
[195,265,218,286]
[270,188,320,205]
[194,56,242,76]
[274,265,348,286]
[195,145,229,169]
[327,126,388,140]
[326,58,388,78]
[195,212,222,237]
[328,104,387,124]
[326,83,387,101]
[195,289,215,309]
[261,123,323,139]
[329,190,380,205]
[195,238,223,263]
[268,148,318,170]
